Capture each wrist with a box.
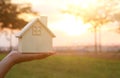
[0,53,16,78]
[2,53,16,66]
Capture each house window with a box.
[32,25,41,35]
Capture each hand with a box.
[7,51,55,64]
[0,51,55,78]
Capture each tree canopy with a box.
[61,0,120,29]
[0,0,38,29]
[61,0,120,52]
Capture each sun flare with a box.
[13,0,94,36]
[63,15,91,36]
[51,14,91,36]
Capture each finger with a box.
[18,52,54,62]
[9,51,55,64]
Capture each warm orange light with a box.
[67,0,98,9]
[65,22,91,36]
[59,0,99,36]
[15,0,95,36]
[18,13,37,21]
[64,15,91,36]
[51,14,92,36]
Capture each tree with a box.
[0,0,38,29]
[0,0,38,52]
[61,0,120,52]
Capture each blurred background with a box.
[1,0,120,53]
[1,1,120,78]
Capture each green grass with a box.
[0,54,120,78]
[0,53,6,60]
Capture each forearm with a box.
[0,55,15,78]
[0,51,53,78]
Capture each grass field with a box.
[0,53,120,78]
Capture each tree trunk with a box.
[98,26,102,52]
[94,26,98,52]
[9,29,12,52]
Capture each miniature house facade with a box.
[16,17,55,53]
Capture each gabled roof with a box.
[16,17,55,38]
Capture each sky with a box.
[1,0,120,47]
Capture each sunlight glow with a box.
[14,0,97,36]
[18,13,37,21]
[63,15,91,36]
[65,22,91,36]
[68,0,98,9]
[4,0,120,47]
[51,14,91,36]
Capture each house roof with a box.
[16,17,55,38]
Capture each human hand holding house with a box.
[0,16,55,78]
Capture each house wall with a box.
[18,21,53,53]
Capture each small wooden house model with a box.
[16,16,55,53]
